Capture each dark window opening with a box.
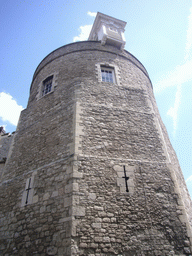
[42,75,53,96]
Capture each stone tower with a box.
[0,13,192,255]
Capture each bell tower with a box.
[0,13,192,255]
[88,12,126,49]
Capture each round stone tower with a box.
[0,13,192,255]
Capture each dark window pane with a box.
[42,76,53,96]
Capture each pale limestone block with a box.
[113,165,123,172]
[79,243,87,248]
[21,191,27,207]
[32,195,39,204]
[94,237,102,242]
[32,170,37,176]
[126,166,135,175]
[120,187,128,193]
[146,96,155,114]
[103,218,110,222]
[94,206,103,211]
[72,195,79,205]
[95,145,102,149]
[71,225,76,237]
[72,206,85,216]
[98,211,106,217]
[103,141,109,147]
[68,143,74,154]
[117,171,124,178]
[103,237,110,243]
[40,206,46,213]
[75,144,82,154]
[92,223,101,229]
[69,206,72,216]
[58,187,64,196]
[128,185,134,193]
[75,126,83,136]
[51,191,58,197]
[43,192,50,201]
[128,178,134,184]
[95,217,102,222]
[88,193,96,200]
[154,117,171,163]
[73,165,78,172]
[73,183,79,192]
[90,243,98,248]
[126,172,134,179]
[27,188,34,205]
[66,166,73,174]
[74,137,81,143]
[117,177,125,187]
[64,196,72,207]
[65,184,72,194]
[25,176,34,190]
[72,171,83,178]
[71,243,79,255]
[71,219,79,236]
[59,217,71,223]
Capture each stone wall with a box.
[0,132,14,179]
[0,41,191,255]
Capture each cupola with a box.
[88,12,126,50]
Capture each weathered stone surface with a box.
[0,40,191,255]
[0,132,14,178]
[46,246,57,255]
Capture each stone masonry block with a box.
[72,206,85,216]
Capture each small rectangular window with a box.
[42,75,53,96]
[101,67,115,83]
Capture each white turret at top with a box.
[88,12,126,50]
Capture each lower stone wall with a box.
[0,158,73,256]
[72,156,191,255]
[0,154,191,255]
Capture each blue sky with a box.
[0,0,192,198]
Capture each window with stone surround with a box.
[42,75,53,96]
[36,73,58,101]
[96,63,120,85]
[101,66,115,83]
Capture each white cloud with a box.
[167,85,182,135]
[154,6,192,134]
[154,6,192,93]
[73,24,92,42]
[154,59,192,93]
[73,11,96,42]
[154,5,192,133]
[186,175,192,183]
[185,7,192,61]
[0,92,24,126]
[87,11,97,17]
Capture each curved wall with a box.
[0,41,191,255]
